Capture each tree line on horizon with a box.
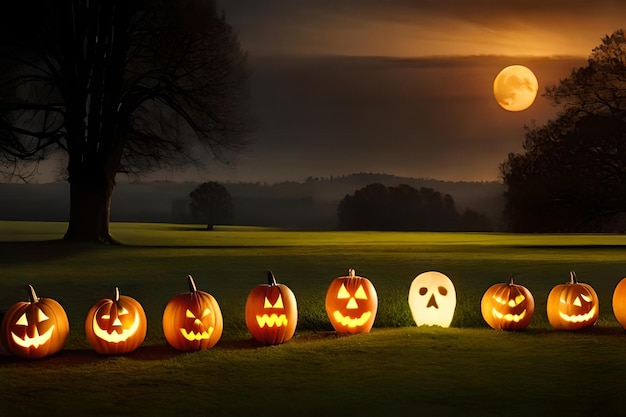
[188,181,493,231]
[336,183,492,232]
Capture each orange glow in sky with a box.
[38,1,624,184]
[223,1,625,59]
[141,2,626,183]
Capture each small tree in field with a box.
[189,182,233,230]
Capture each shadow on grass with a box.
[0,240,104,265]
[0,337,301,367]
[164,225,209,232]
[2,326,623,367]
[0,346,181,367]
[0,331,358,367]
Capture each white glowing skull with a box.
[408,271,456,327]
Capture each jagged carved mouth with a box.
[559,306,597,323]
[256,314,288,328]
[492,307,526,323]
[332,311,372,328]
[11,325,55,348]
[180,327,214,341]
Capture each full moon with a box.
[493,65,538,111]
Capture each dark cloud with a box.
[154,3,615,183]
[220,1,625,57]
[197,55,585,183]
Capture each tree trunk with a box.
[63,177,118,244]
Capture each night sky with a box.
[46,1,626,183]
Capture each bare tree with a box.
[189,181,233,230]
[0,0,249,243]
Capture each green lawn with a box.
[2,221,626,416]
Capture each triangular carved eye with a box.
[16,313,28,326]
[354,285,368,300]
[264,295,284,308]
[337,284,351,299]
[16,309,49,326]
[186,308,211,319]
[118,307,129,316]
[38,309,49,322]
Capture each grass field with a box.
[2,221,626,416]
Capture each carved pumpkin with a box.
[612,277,626,330]
[85,287,147,354]
[0,285,69,360]
[325,269,378,334]
[245,271,297,345]
[408,271,456,327]
[162,275,223,351]
[481,276,534,330]
[547,271,599,330]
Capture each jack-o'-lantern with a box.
[325,269,378,334]
[547,271,599,330]
[245,271,297,345]
[162,275,223,351]
[481,276,534,330]
[408,271,456,327]
[85,287,147,354]
[0,285,69,360]
[612,277,626,330]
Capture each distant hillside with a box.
[0,173,505,230]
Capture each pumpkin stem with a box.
[570,271,578,284]
[26,284,39,303]
[349,268,356,278]
[508,275,514,285]
[187,275,198,293]
[267,270,278,286]
[113,287,120,303]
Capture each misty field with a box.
[2,221,626,416]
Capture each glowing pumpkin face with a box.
[85,288,147,354]
[325,269,378,334]
[245,271,297,345]
[547,271,599,330]
[162,275,223,351]
[481,277,535,330]
[0,285,69,360]
[408,271,456,327]
[612,277,626,330]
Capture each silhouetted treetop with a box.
[546,29,626,118]
[501,29,626,232]
[189,181,233,231]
